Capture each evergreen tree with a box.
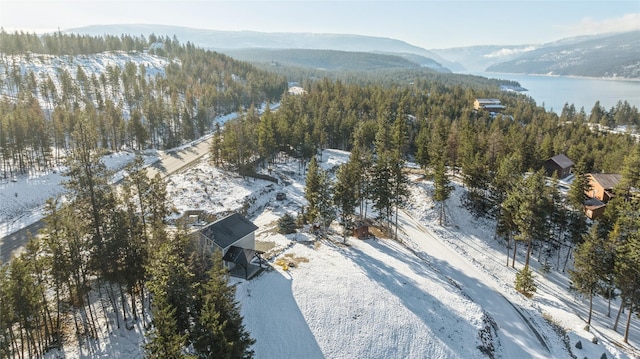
[433,159,453,226]
[371,151,394,229]
[304,156,321,225]
[316,169,336,230]
[334,161,359,240]
[277,213,297,234]
[145,295,186,359]
[492,153,523,266]
[515,265,537,298]
[192,251,255,359]
[146,230,196,335]
[349,144,373,221]
[620,143,640,209]
[502,169,549,267]
[387,145,410,240]
[63,118,117,278]
[569,226,608,325]
[611,210,640,343]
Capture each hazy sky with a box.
[1,0,639,49]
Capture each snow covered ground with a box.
[0,150,158,239]
[3,147,638,358]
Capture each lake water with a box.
[474,72,640,115]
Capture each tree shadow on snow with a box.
[235,268,324,358]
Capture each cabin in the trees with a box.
[586,173,622,203]
[195,213,263,279]
[543,154,574,179]
[583,173,623,219]
[584,197,607,220]
[473,98,506,112]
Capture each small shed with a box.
[353,224,370,239]
[584,198,606,220]
[544,154,574,179]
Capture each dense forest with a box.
[1,28,639,357]
[0,29,288,178]
[213,77,640,343]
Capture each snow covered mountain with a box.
[64,24,457,72]
[486,31,640,78]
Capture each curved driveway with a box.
[399,209,555,358]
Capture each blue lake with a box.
[473,72,640,115]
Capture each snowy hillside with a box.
[0,51,172,112]
[165,149,637,359]
[2,148,638,358]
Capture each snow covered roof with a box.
[199,213,258,249]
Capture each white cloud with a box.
[484,46,537,59]
[567,13,640,36]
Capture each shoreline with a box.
[484,71,640,83]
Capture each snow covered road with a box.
[399,209,560,358]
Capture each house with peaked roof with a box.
[194,213,263,279]
[474,98,506,112]
[544,154,574,179]
[586,173,623,203]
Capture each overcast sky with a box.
[1,0,639,49]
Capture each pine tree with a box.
[304,156,321,224]
[63,118,117,280]
[492,153,523,266]
[433,159,453,226]
[145,295,186,359]
[192,251,255,358]
[334,161,359,240]
[371,151,393,229]
[569,226,607,325]
[611,211,640,343]
[502,169,549,267]
[316,169,336,230]
[515,265,536,298]
[620,143,640,209]
[277,213,297,234]
[146,231,196,335]
[390,152,410,241]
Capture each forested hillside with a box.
[212,77,640,348]
[0,30,288,178]
[1,28,640,358]
[222,48,421,71]
[487,31,640,78]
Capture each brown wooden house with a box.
[543,154,574,179]
[586,173,622,203]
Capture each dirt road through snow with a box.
[399,209,553,358]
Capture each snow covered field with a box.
[0,150,158,239]
[2,147,638,358]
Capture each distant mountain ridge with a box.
[64,25,639,79]
[486,31,640,79]
[224,48,450,72]
[65,24,458,71]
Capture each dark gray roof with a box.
[584,197,605,209]
[200,213,258,249]
[222,246,257,266]
[548,154,574,169]
[590,173,623,190]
